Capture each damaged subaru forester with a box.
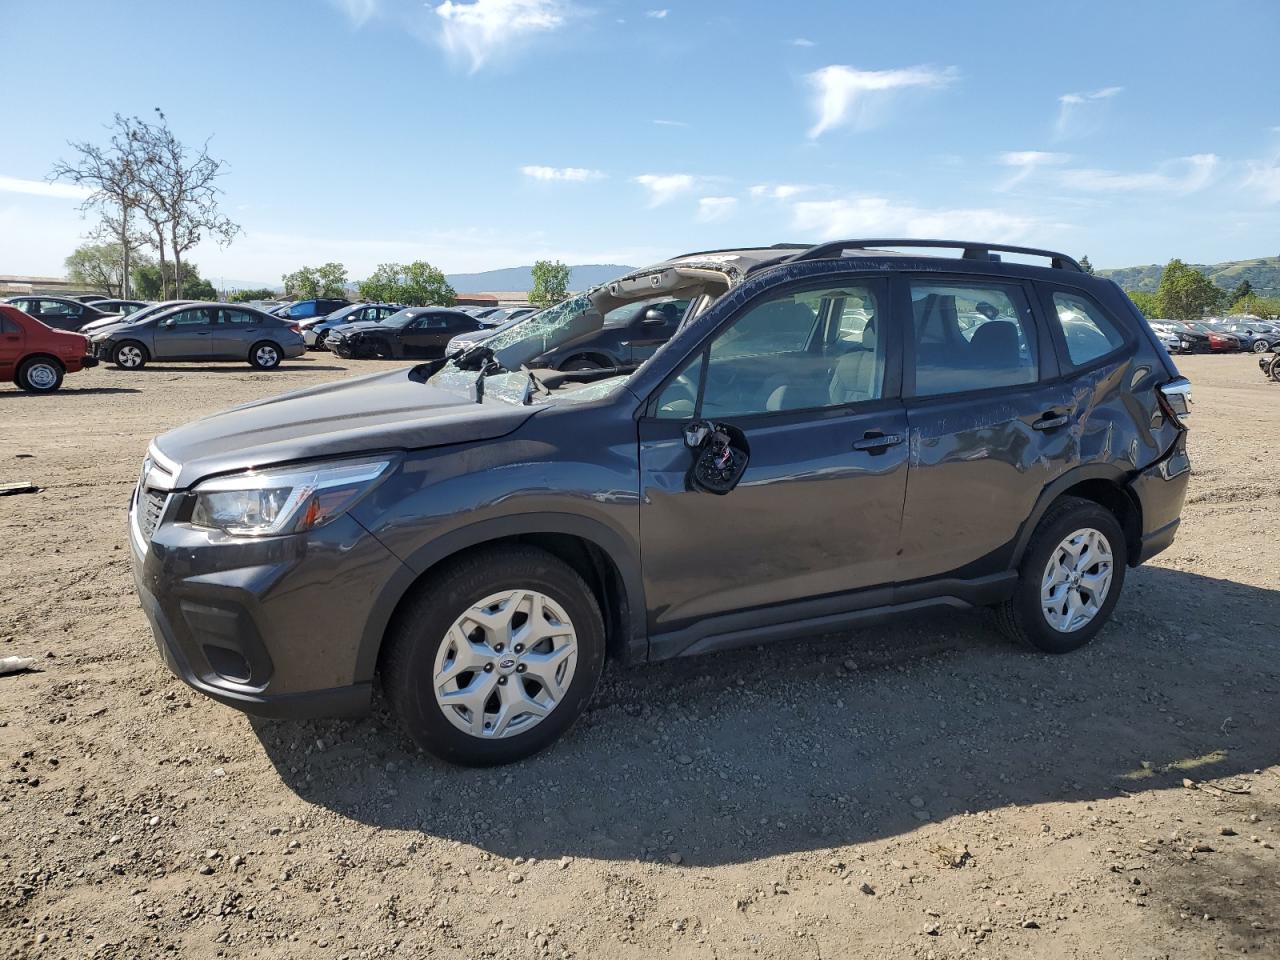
[129,240,1192,765]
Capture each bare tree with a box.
[50,115,147,299]
[137,110,239,299]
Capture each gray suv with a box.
[92,303,306,370]
[129,240,1192,765]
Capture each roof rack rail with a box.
[782,239,1083,272]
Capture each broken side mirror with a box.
[685,419,749,495]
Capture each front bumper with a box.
[129,485,408,719]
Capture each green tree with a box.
[529,259,571,308]
[356,261,455,306]
[1078,254,1095,276]
[227,287,278,303]
[283,262,349,299]
[1229,279,1254,304]
[134,260,215,300]
[1126,290,1161,318]
[1156,258,1221,324]
[1232,293,1280,321]
[65,242,134,297]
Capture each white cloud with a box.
[790,196,1039,243]
[806,64,956,138]
[996,150,1069,190]
[1243,156,1280,203]
[520,165,605,182]
[792,38,815,47]
[1055,86,1122,138]
[749,183,813,200]
[330,0,378,26]
[0,175,93,201]
[645,8,668,18]
[1059,154,1218,194]
[434,0,568,71]
[652,119,689,127]
[696,196,737,223]
[633,173,696,207]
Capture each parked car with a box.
[326,307,484,359]
[0,304,98,392]
[1218,320,1280,353]
[90,303,305,370]
[127,238,1191,766]
[304,303,403,348]
[3,295,120,332]
[1182,321,1240,352]
[483,306,537,326]
[446,311,531,356]
[90,299,151,317]
[80,300,196,336]
[73,294,110,304]
[271,298,352,323]
[1148,319,1210,354]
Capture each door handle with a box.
[1032,412,1069,431]
[852,432,904,452]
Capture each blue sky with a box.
[2,0,1278,287]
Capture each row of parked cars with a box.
[1148,316,1280,354]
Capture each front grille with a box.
[138,488,168,540]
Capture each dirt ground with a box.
[1,352,1277,960]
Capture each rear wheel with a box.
[381,545,606,766]
[1252,339,1269,354]
[994,496,1126,654]
[249,341,282,369]
[113,341,147,370]
[16,357,64,393]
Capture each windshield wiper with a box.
[520,365,550,405]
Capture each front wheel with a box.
[994,496,1127,654]
[381,545,606,766]
[112,341,147,370]
[16,357,64,393]
[249,341,282,369]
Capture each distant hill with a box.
[1099,256,1280,297]
[445,264,636,293]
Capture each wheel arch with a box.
[1012,465,1143,569]
[559,351,615,370]
[19,352,66,373]
[358,514,647,686]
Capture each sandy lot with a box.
[1,352,1277,960]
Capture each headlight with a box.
[190,456,394,536]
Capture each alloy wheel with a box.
[117,345,143,368]
[255,345,279,367]
[1253,340,1269,353]
[1040,527,1114,632]
[433,589,578,739]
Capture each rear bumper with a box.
[1129,440,1191,565]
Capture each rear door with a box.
[154,307,215,360]
[35,299,85,331]
[896,275,1076,584]
[212,308,263,358]
[638,275,908,636]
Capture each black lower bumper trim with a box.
[186,678,373,719]
[1137,518,1179,565]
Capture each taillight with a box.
[1157,377,1191,429]
[289,323,301,334]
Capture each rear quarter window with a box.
[1049,290,1128,367]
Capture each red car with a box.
[0,304,98,392]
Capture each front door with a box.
[638,277,908,638]
[0,314,24,380]
[897,276,1075,583]
[154,307,215,360]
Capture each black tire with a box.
[993,496,1127,654]
[1252,339,1269,354]
[112,340,148,370]
[249,341,282,369]
[381,545,606,766]
[15,357,64,393]
[561,355,604,371]
[1269,354,1280,383]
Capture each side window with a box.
[657,283,885,419]
[41,300,80,317]
[171,308,213,326]
[218,309,256,325]
[288,302,312,320]
[0,315,18,334]
[909,282,1038,397]
[10,300,35,315]
[420,315,448,329]
[1051,291,1127,366]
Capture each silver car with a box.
[91,303,306,370]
